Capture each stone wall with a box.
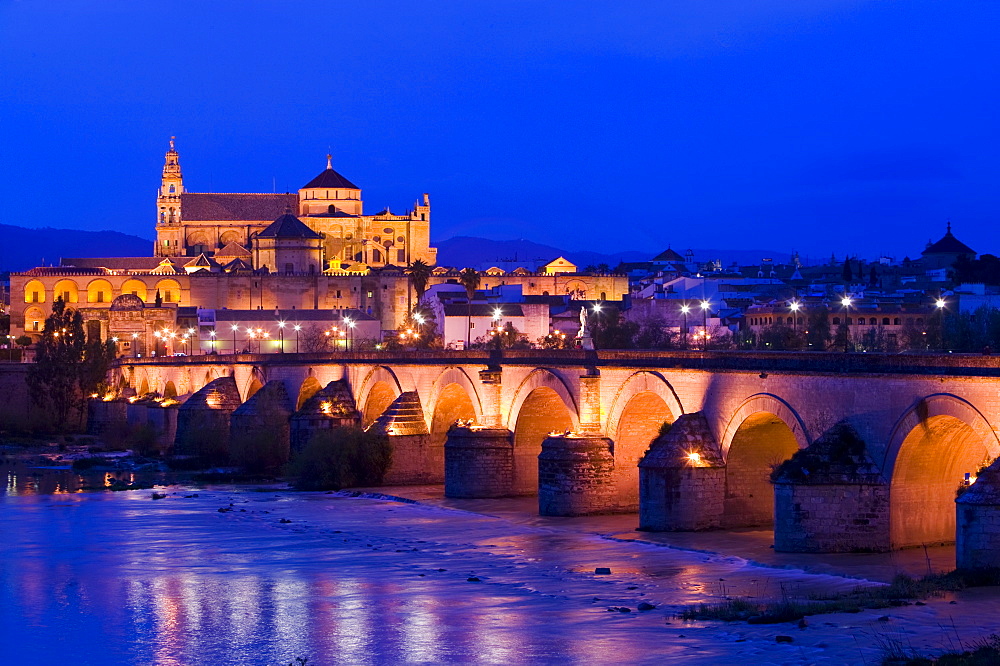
[174,376,241,458]
[444,426,513,498]
[956,462,1000,569]
[538,435,616,516]
[772,423,890,553]
[638,413,725,531]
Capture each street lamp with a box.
[680,304,690,349]
[231,324,239,355]
[131,332,139,357]
[209,329,216,354]
[790,301,801,336]
[344,317,354,351]
[277,320,285,353]
[935,297,947,351]
[700,300,711,351]
[293,324,301,353]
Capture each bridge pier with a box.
[290,380,360,453]
[538,434,616,516]
[230,381,293,471]
[371,392,443,484]
[174,376,242,460]
[772,424,890,553]
[956,460,1000,569]
[444,425,514,498]
[638,413,725,531]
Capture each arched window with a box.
[882,317,890,325]
[894,318,901,325]
[869,317,877,325]
[787,316,793,324]
[600,292,606,300]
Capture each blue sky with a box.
[2,1,997,260]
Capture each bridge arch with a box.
[357,366,403,427]
[426,367,483,426]
[243,367,266,402]
[886,394,1000,549]
[720,394,809,528]
[507,368,580,495]
[427,368,482,453]
[296,376,324,411]
[606,371,683,509]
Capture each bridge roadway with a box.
[111,349,1000,552]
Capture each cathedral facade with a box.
[155,138,436,269]
[9,140,628,348]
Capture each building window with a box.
[31,292,39,303]
[869,317,877,325]
[62,291,70,302]
[97,291,105,303]
[336,290,341,298]
[894,318,901,325]
[32,321,40,331]
[398,249,405,263]
[367,291,373,298]
[883,317,890,325]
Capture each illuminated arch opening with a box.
[296,376,323,411]
[155,279,182,304]
[613,391,674,509]
[430,383,476,450]
[723,412,799,528]
[24,279,46,304]
[362,381,396,428]
[23,306,46,333]
[891,415,989,548]
[163,381,178,399]
[512,386,574,495]
[138,377,150,397]
[87,279,114,304]
[121,279,148,302]
[53,279,79,304]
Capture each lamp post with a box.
[231,324,239,355]
[277,319,285,353]
[790,300,801,337]
[935,297,946,351]
[132,332,139,357]
[209,329,216,354]
[492,307,503,349]
[680,304,690,350]
[111,336,119,359]
[293,324,301,354]
[344,317,354,351]
[841,296,853,352]
[700,300,711,351]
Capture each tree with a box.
[407,259,433,311]
[287,426,393,490]
[0,311,9,342]
[806,309,831,350]
[590,310,638,349]
[26,298,115,430]
[842,258,853,284]
[458,268,480,347]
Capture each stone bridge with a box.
[103,350,1000,554]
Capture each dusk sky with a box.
[2,1,998,261]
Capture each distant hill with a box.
[434,236,791,270]
[0,224,153,272]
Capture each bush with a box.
[287,426,392,491]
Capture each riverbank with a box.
[3,483,999,664]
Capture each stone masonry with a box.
[956,460,1000,569]
[444,426,514,498]
[638,412,725,531]
[538,434,616,516]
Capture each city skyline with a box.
[2,2,998,258]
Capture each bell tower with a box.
[155,137,185,257]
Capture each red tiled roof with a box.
[181,193,299,221]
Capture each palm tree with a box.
[459,267,480,348]
[407,259,432,312]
